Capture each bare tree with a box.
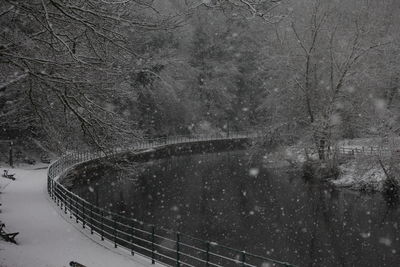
[189,0,287,23]
[288,0,389,159]
[0,0,180,149]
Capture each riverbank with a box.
[0,165,161,267]
[333,138,395,192]
[258,138,394,192]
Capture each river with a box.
[70,150,400,266]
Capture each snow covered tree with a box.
[257,0,393,157]
[0,0,180,149]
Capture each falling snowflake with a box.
[360,232,371,238]
[379,237,392,247]
[249,168,259,177]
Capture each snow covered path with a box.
[0,166,160,267]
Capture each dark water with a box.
[71,150,400,267]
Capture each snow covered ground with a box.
[263,138,392,191]
[332,160,386,191]
[333,138,394,191]
[0,165,162,267]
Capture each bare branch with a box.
[0,74,28,91]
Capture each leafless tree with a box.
[0,0,181,149]
[288,0,390,159]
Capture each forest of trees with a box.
[1,0,400,152]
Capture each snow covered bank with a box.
[332,160,386,191]
[258,139,390,192]
[331,138,393,191]
[0,166,161,267]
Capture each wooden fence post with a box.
[151,225,155,264]
[113,219,117,248]
[176,233,180,267]
[241,251,246,267]
[206,241,210,267]
[100,211,104,241]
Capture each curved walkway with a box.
[0,166,160,267]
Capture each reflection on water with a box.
[71,150,400,267]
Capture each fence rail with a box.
[47,133,297,267]
[306,145,397,159]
